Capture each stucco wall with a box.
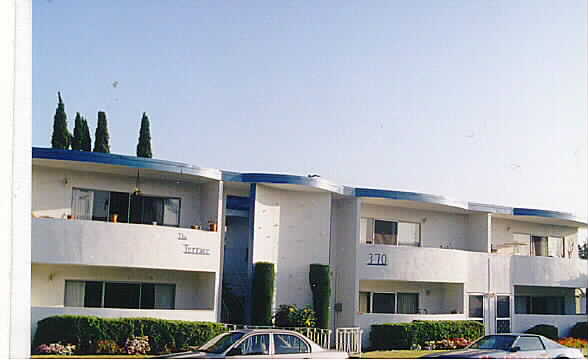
[32,263,216,310]
[32,217,221,273]
[360,203,470,250]
[252,185,332,308]
[32,165,212,228]
[512,314,587,337]
[331,198,360,329]
[466,213,491,252]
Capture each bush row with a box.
[370,320,484,350]
[33,315,226,354]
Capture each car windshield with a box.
[468,335,517,351]
[198,332,246,354]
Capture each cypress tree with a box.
[136,112,152,158]
[81,117,92,151]
[71,112,84,150]
[93,111,110,153]
[309,264,331,329]
[51,92,71,149]
[251,262,275,326]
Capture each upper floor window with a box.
[71,188,180,227]
[501,233,565,258]
[360,218,420,246]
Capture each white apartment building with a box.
[31,148,587,345]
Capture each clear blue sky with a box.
[33,0,587,218]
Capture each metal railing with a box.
[336,327,363,355]
[222,324,332,349]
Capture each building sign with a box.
[368,253,387,266]
[177,232,211,255]
[183,244,211,255]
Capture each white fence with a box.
[336,327,363,355]
[223,324,332,349]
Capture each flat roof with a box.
[33,147,587,226]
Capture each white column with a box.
[0,0,32,358]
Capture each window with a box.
[361,218,420,246]
[374,220,397,245]
[274,334,310,354]
[531,236,548,256]
[468,295,483,318]
[230,334,270,356]
[130,195,181,226]
[548,237,564,258]
[372,293,396,314]
[359,292,371,313]
[71,188,180,226]
[398,222,420,246]
[397,293,419,314]
[515,296,565,315]
[504,234,565,258]
[497,296,510,318]
[515,336,544,351]
[64,280,175,309]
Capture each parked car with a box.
[422,334,585,359]
[157,329,349,359]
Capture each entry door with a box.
[495,295,511,333]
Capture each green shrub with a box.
[570,322,587,340]
[309,264,331,329]
[370,320,484,350]
[33,315,226,355]
[251,262,275,326]
[525,324,558,340]
[273,304,317,328]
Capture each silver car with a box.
[422,334,585,359]
[157,329,349,359]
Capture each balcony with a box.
[510,256,588,288]
[32,217,221,272]
[358,245,488,283]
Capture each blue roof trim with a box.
[33,147,222,180]
[239,173,346,194]
[513,208,581,222]
[32,147,586,225]
[354,188,469,210]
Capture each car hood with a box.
[423,349,507,358]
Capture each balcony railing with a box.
[32,217,221,272]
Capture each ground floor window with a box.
[515,295,565,315]
[468,295,484,318]
[359,292,419,314]
[65,280,175,309]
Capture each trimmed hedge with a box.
[370,320,485,350]
[33,315,226,354]
[251,262,275,326]
[570,322,587,340]
[309,264,331,329]
[525,324,558,340]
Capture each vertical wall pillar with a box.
[1,0,32,357]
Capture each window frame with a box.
[369,291,397,314]
[467,293,485,320]
[272,333,311,355]
[513,336,546,352]
[509,232,565,258]
[64,279,176,310]
[361,217,422,247]
[396,292,419,314]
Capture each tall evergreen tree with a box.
[51,92,71,149]
[81,117,92,151]
[136,112,152,158]
[71,112,84,150]
[93,111,110,153]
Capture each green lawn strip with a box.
[357,350,445,358]
[32,356,155,359]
